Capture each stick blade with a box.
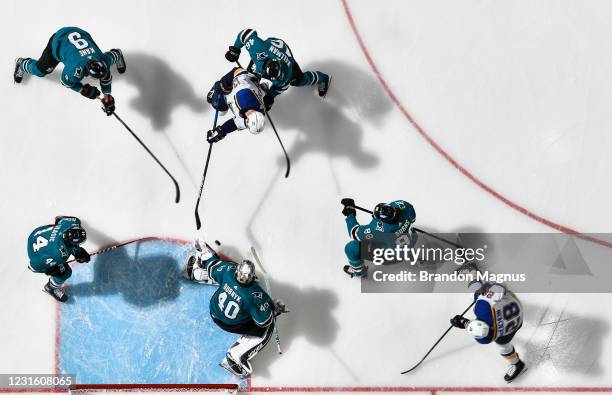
[174,180,181,203]
[400,364,419,374]
[195,211,202,230]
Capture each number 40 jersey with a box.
[204,257,274,331]
[473,283,523,344]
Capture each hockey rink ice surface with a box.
[2,0,612,393]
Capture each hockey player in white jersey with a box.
[450,276,527,383]
[205,67,271,143]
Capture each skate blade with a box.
[218,361,249,379]
[506,366,528,384]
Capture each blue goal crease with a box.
[59,239,245,387]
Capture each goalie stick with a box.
[250,246,283,354]
[401,299,476,374]
[101,101,180,203]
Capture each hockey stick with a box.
[106,108,181,203]
[236,61,291,178]
[194,110,219,230]
[250,246,283,354]
[265,112,291,178]
[400,299,476,374]
[348,204,464,249]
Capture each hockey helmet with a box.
[85,59,108,79]
[246,111,266,134]
[467,320,490,339]
[373,203,399,223]
[63,225,87,246]
[263,58,282,81]
[235,259,256,286]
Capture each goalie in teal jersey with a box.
[27,216,90,302]
[184,238,288,379]
[14,26,126,116]
[340,199,418,278]
[224,28,331,103]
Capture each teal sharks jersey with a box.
[345,200,416,244]
[204,257,274,328]
[51,27,113,93]
[233,29,295,97]
[27,217,81,273]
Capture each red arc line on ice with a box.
[340,0,611,249]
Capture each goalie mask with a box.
[63,225,87,246]
[373,203,399,223]
[235,259,256,286]
[85,59,108,79]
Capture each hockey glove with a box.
[225,46,241,62]
[55,215,80,225]
[45,262,68,277]
[259,78,273,92]
[80,84,100,100]
[450,315,470,329]
[273,299,290,316]
[102,94,115,116]
[341,198,356,216]
[263,94,274,112]
[206,126,226,143]
[74,247,91,263]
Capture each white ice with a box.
[1,0,611,392]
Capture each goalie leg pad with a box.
[184,255,213,284]
[226,324,274,375]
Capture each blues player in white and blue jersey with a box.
[340,198,417,278]
[14,27,126,116]
[224,29,331,104]
[205,67,270,143]
[450,280,527,382]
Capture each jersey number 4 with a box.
[32,236,48,252]
[218,292,240,319]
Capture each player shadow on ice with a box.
[245,61,390,249]
[272,60,390,170]
[120,52,207,131]
[251,278,341,379]
[214,243,342,379]
[516,302,609,377]
[67,240,184,307]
